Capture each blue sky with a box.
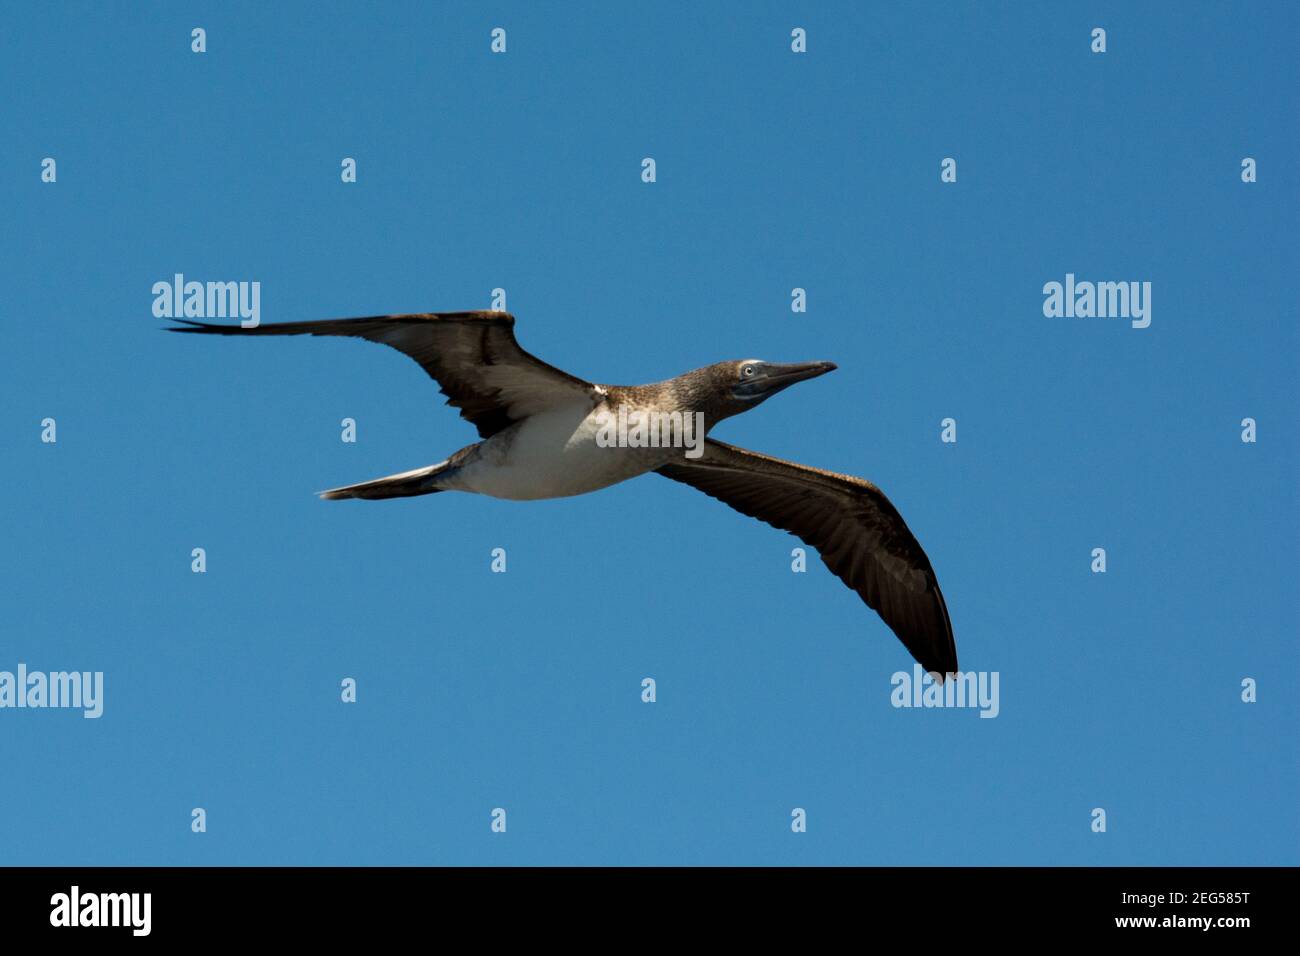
[1,1,1295,865]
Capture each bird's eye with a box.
[742,365,755,378]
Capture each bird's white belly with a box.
[447,403,672,501]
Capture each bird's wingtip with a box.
[927,661,961,683]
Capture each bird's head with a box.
[676,359,838,427]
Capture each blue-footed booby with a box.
[170,311,957,675]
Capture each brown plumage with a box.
[657,440,956,676]
[169,311,600,438]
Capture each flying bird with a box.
[170,311,957,675]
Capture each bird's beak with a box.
[734,361,837,400]
[761,361,837,388]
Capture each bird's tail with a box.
[318,461,450,501]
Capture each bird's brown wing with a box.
[656,438,957,675]
[169,311,601,438]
